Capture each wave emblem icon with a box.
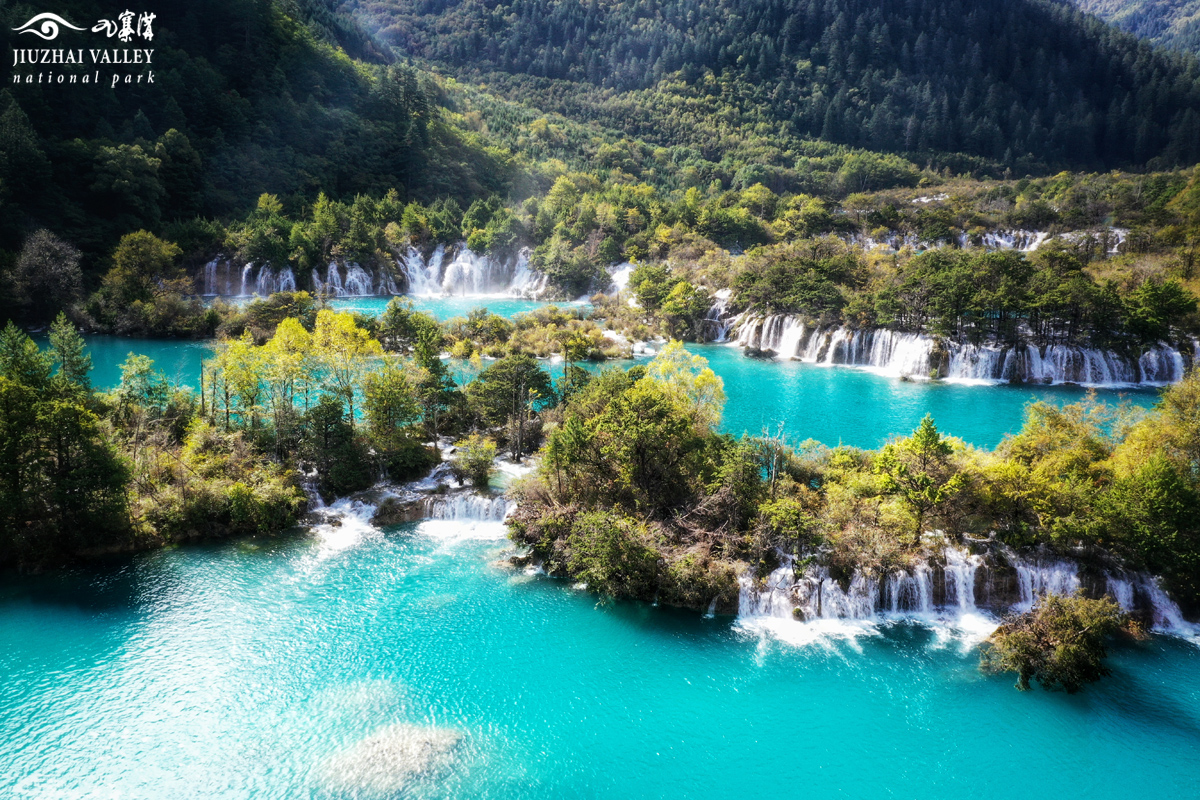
[12,12,86,40]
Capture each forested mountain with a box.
[345,0,1200,171]
[0,0,508,265]
[1070,0,1200,54]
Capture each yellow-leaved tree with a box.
[311,310,382,425]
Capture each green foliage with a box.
[565,511,661,600]
[981,593,1127,692]
[467,352,553,458]
[302,395,373,500]
[1072,0,1200,53]
[450,434,498,490]
[363,359,438,480]
[0,324,128,566]
[732,237,1198,348]
[875,415,966,536]
[8,231,84,323]
[0,0,509,267]
[360,0,1200,172]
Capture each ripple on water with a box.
[319,723,462,796]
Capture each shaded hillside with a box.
[0,0,510,264]
[345,0,1200,171]
[1070,0,1200,53]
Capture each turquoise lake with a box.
[2,518,1198,799]
[74,328,1160,451]
[6,296,1197,797]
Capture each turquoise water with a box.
[68,335,1159,449]
[2,520,1198,799]
[328,296,584,320]
[74,337,214,392]
[690,344,1160,449]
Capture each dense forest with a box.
[0,0,509,268]
[348,0,1200,171]
[1071,0,1200,54]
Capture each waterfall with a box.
[943,548,983,612]
[732,316,1190,386]
[425,494,510,521]
[343,264,375,296]
[608,262,636,295]
[1138,345,1186,384]
[375,267,399,296]
[442,249,501,295]
[510,249,549,296]
[277,267,296,293]
[1013,557,1081,610]
[775,317,806,358]
[735,546,1198,644]
[240,264,254,296]
[203,259,219,295]
[1105,573,1198,635]
[738,550,974,624]
[397,242,547,297]
[964,230,1049,251]
[847,228,1124,255]
[705,289,734,342]
[737,560,800,620]
[401,244,445,295]
[885,564,934,615]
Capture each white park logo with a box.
[12,13,86,40]
[11,10,157,87]
[12,10,155,41]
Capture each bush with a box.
[565,511,661,600]
[981,593,1127,692]
[450,434,497,489]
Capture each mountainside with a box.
[346,0,1200,171]
[0,0,508,263]
[1070,0,1200,53]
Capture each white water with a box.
[203,257,393,297]
[1012,557,1081,611]
[1105,573,1200,636]
[311,262,399,297]
[847,227,1121,254]
[737,546,1199,646]
[400,243,548,297]
[203,259,299,297]
[608,262,636,295]
[426,494,510,522]
[728,315,1194,386]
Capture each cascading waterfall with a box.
[885,564,934,615]
[608,262,636,295]
[203,259,219,295]
[343,264,375,296]
[847,228,1118,255]
[959,230,1049,251]
[736,546,1198,640]
[398,242,548,297]
[510,250,549,296]
[943,547,982,612]
[401,244,445,295]
[727,315,1195,386]
[203,260,238,296]
[1105,573,1198,635]
[425,494,510,521]
[705,290,734,341]
[201,258,393,297]
[1012,556,1081,610]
